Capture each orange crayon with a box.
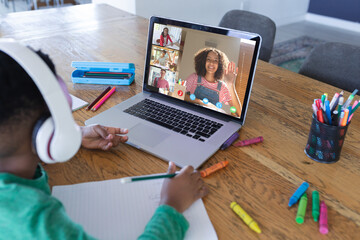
[200,160,229,177]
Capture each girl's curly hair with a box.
[194,48,229,80]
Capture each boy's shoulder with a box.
[0,173,79,239]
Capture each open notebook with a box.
[52,178,217,240]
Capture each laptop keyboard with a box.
[123,99,223,142]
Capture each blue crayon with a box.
[288,182,309,207]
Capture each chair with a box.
[219,10,276,62]
[299,42,360,93]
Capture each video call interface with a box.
[147,23,256,118]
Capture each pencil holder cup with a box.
[304,115,349,163]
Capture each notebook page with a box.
[52,178,217,240]
[70,94,88,111]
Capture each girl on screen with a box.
[185,48,241,117]
[160,27,173,47]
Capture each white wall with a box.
[93,0,310,26]
[134,0,310,27]
[93,0,136,14]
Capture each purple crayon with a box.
[233,136,263,147]
[220,132,240,150]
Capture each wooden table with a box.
[1,4,359,239]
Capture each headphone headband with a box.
[0,39,81,163]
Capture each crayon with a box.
[220,132,239,150]
[312,191,320,222]
[200,160,229,177]
[288,182,309,207]
[230,201,261,234]
[296,193,308,224]
[319,201,329,234]
[233,136,263,147]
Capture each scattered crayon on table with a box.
[233,136,263,147]
[288,182,309,207]
[200,160,228,178]
[296,193,308,224]
[312,191,320,222]
[230,201,261,234]
[319,201,329,234]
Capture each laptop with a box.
[85,16,261,169]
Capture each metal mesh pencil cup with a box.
[304,115,349,163]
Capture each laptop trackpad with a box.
[128,124,170,148]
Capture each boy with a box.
[0,44,208,239]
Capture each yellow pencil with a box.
[230,201,261,234]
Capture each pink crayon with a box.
[319,201,329,235]
[233,136,263,147]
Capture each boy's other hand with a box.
[81,125,128,150]
[160,162,209,213]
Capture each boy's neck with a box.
[0,146,40,179]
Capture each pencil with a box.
[91,86,116,111]
[86,86,111,111]
[120,173,176,183]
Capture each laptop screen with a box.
[144,17,261,123]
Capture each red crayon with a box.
[233,136,263,147]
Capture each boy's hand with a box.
[160,162,209,213]
[81,124,128,150]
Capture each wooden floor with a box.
[275,20,360,47]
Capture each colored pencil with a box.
[120,173,176,183]
[91,86,116,111]
[86,86,111,111]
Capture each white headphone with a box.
[0,39,82,164]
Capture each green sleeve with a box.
[138,205,189,240]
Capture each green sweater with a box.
[0,165,189,240]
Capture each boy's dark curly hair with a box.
[0,49,56,127]
[194,48,229,80]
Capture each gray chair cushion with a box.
[299,42,360,94]
[219,10,276,62]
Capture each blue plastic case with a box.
[71,61,135,85]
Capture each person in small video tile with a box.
[154,50,171,68]
[185,48,241,117]
[160,27,173,47]
[154,69,170,91]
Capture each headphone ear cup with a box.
[32,116,55,164]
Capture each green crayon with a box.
[312,191,320,222]
[296,193,308,224]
